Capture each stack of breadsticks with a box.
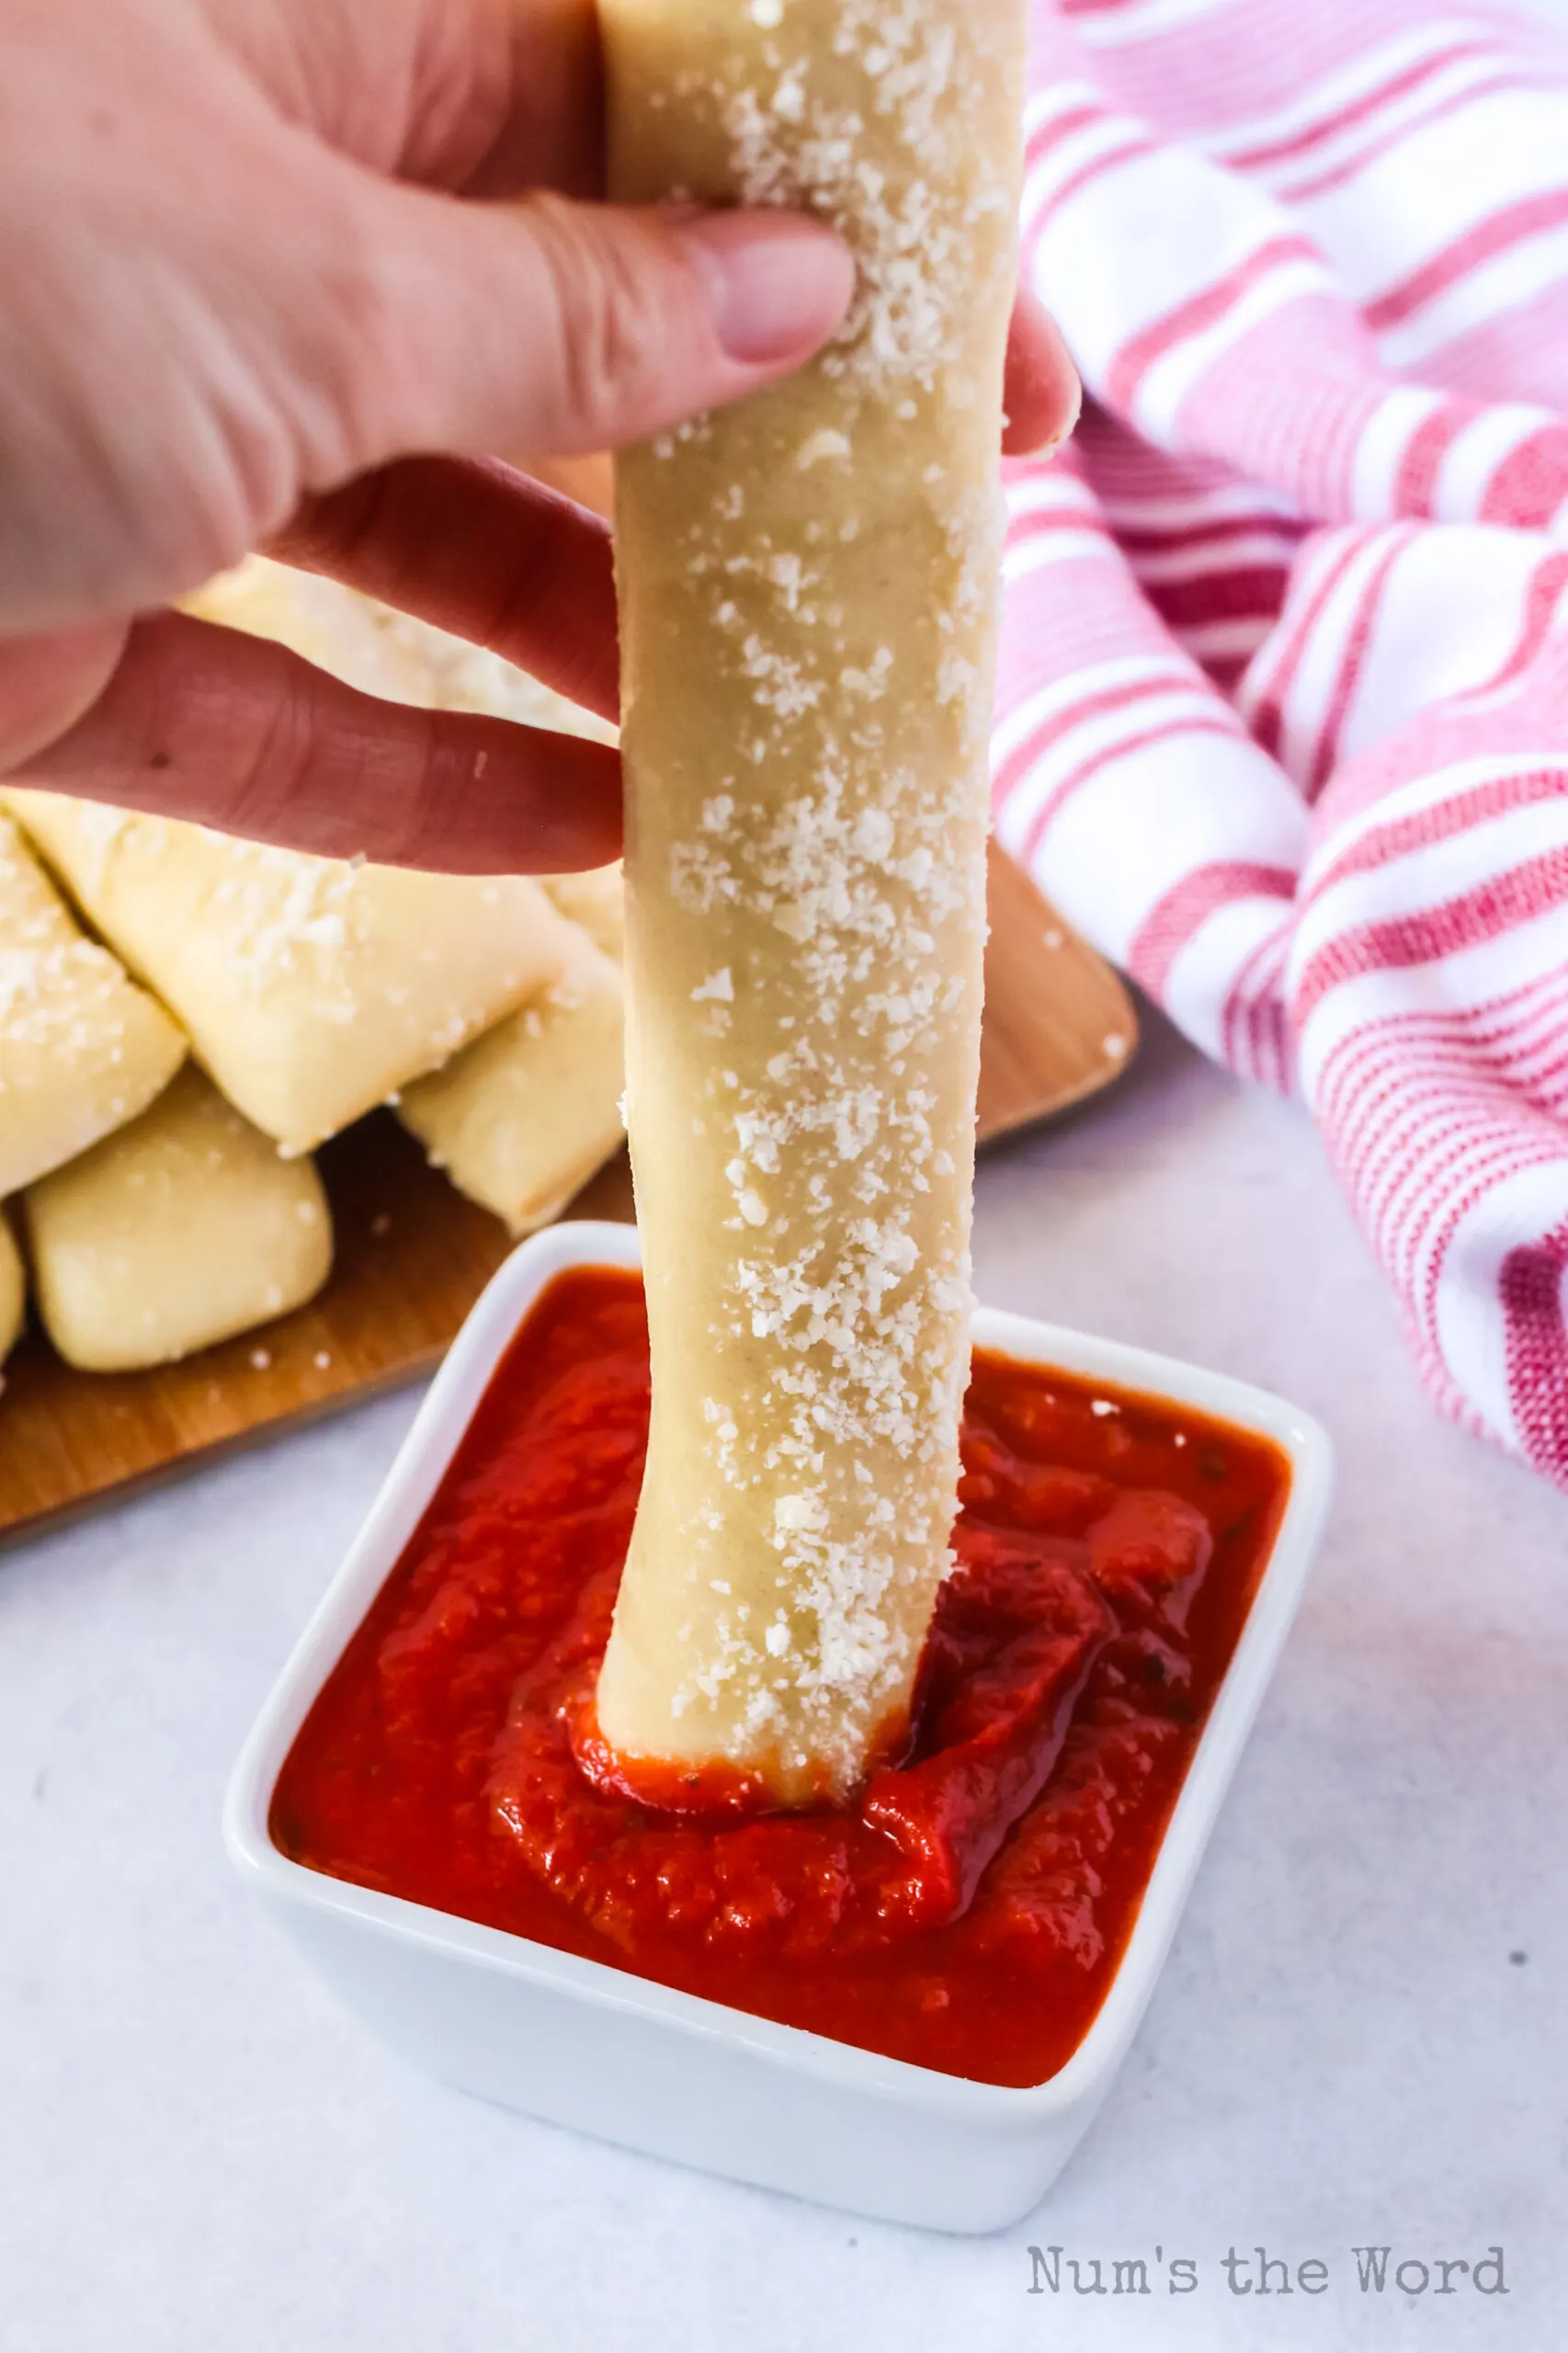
[0,561,627,1382]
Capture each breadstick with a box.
[180,557,427,706]
[542,866,624,961]
[0,1210,23,1370]
[594,0,1028,1803]
[0,811,185,1194]
[182,555,619,748]
[24,1064,331,1371]
[400,922,626,1235]
[4,790,564,1156]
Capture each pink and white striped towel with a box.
[995,0,1568,1486]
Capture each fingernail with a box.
[676,212,856,366]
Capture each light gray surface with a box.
[2,1008,1564,2352]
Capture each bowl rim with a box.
[225,1219,1334,2122]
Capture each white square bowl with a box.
[225,1220,1333,2234]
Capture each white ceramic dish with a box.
[226,1221,1333,2234]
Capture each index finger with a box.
[210,0,606,198]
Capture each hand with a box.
[0,0,1079,873]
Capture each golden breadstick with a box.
[401,923,626,1235]
[24,1065,331,1372]
[5,790,564,1156]
[595,0,1028,1802]
[181,556,619,747]
[0,811,185,1194]
[0,1210,23,1370]
[542,866,625,961]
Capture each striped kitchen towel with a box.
[995,0,1568,1484]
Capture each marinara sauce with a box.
[272,1268,1290,2089]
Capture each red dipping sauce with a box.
[273,1268,1290,2090]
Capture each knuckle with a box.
[178,428,295,579]
[523,194,685,441]
[263,184,414,479]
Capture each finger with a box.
[216,0,607,199]
[20,611,621,875]
[460,0,607,199]
[338,181,856,463]
[269,456,619,723]
[1002,290,1082,459]
[0,623,129,775]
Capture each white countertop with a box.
[3,1006,1564,2352]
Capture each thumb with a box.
[344,185,856,464]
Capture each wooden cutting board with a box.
[0,845,1134,1544]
